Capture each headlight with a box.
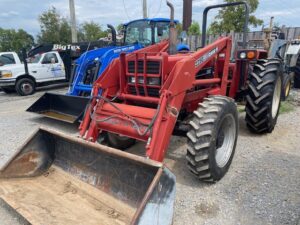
[147,77,161,85]
[128,76,135,83]
[239,52,246,59]
[128,76,161,85]
[128,76,144,84]
[0,70,12,78]
[138,77,144,84]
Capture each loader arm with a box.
[80,37,233,162]
[79,40,170,138]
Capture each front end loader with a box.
[0,128,176,225]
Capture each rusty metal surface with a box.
[0,128,176,224]
[52,134,159,207]
[0,131,54,178]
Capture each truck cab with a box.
[0,51,65,95]
[123,18,177,46]
[0,52,21,66]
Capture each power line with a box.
[152,0,163,18]
[122,0,131,20]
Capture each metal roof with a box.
[124,18,179,26]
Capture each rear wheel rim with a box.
[21,82,33,95]
[272,77,281,118]
[215,114,236,168]
[285,80,291,97]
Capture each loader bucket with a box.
[26,93,90,123]
[0,128,176,225]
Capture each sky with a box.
[0,0,299,38]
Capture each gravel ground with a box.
[0,88,299,225]
[0,199,30,225]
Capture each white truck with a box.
[0,42,110,96]
[0,52,21,66]
[0,51,66,95]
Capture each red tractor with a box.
[79,1,283,182]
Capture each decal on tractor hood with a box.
[113,46,135,54]
[52,44,80,52]
[195,47,218,68]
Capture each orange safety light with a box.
[247,51,255,59]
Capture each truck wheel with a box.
[245,58,282,134]
[16,78,35,96]
[186,96,238,182]
[294,55,300,88]
[107,133,136,150]
[281,74,292,101]
[1,87,15,94]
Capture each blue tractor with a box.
[27,17,188,123]
[68,18,183,97]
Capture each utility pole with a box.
[69,0,78,43]
[143,0,147,18]
[183,0,192,32]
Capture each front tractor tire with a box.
[107,133,136,150]
[245,58,282,134]
[186,96,238,182]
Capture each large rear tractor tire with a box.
[294,55,300,88]
[245,58,282,134]
[107,133,136,150]
[186,96,238,182]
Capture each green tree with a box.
[210,0,263,34]
[37,7,71,44]
[188,21,201,35]
[79,21,106,41]
[0,28,34,53]
[176,23,183,34]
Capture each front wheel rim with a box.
[272,77,282,118]
[21,83,33,94]
[215,114,236,168]
[285,80,291,97]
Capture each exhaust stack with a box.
[107,24,117,45]
[167,1,177,55]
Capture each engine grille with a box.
[128,86,160,97]
[128,61,160,74]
